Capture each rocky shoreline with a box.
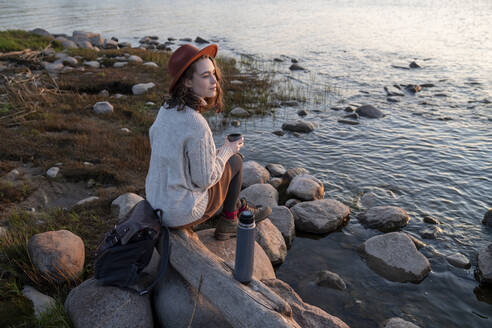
[1,28,491,328]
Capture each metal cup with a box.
[227,133,243,142]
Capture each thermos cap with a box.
[239,210,254,224]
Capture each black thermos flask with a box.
[234,210,255,284]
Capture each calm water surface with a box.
[1,1,491,327]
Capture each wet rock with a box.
[482,209,492,226]
[73,31,104,47]
[409,61,421,69]
[446,253,470,269]
[113,61,128,68]
[103,39,118,49]
[239,183,279,209]
[297,109,308,116]
[356,104,384,118]
[404,84,422,93]
[274,58,283,62]
[46,167,60,178]
[344,106,355,112]
[266,163,286,178]
[285,199,301,208]
[111,192,145,220]
[282,167,309,185]
[357,206,410,232]
[434,93,448,97]
[344,112,359,119]
[118,42,131,48]
[287,174,324,201]
[179,37,192,42]
[230,106,249,117]
[195,36,209,44]
[143,61,159,68]
[262,279,350,328]
[361,232,431,283]
[291,58,298,63]
[65,278,153,328]
[405,233,427,249]
[31,28,52,38]
[281,100,299,107]
[391,65,410,70]
[477,244,492,285]
[423,215,440,225]
[98,89,109,97]
[384,317,421,328]
[28,230,85,281]
[56,36,78,49]
[387,97,399,103]
[268,206,295,248]
[75,196,99,206]
[289,64,305,71]
[22,285,56,319]
[384,86,404,97]
[128,55,143,63]
[132,82,156,95]
[242,160,270,188]
[281,120,316,133]
[272,130,285,136]
[330,107,343,111]
[315,270,346,290]
[420,83,435,88]
[419,226,441,239]
[93,101,113,114]
[256,219,287,265]
[291,199,350,234]
[198,229,275,280]
[338,119,359,125]
[83,60,100,68]
[269,177,282,189]
[231,120,240,127]
[111,37,118,42]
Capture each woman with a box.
[145,43,271,240]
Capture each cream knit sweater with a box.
[145,104,235,227]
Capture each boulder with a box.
[297,109,308,116]
[256,219,287,265]
[287,174,324,201]
[111,192,145,220]
[242,160,270,188]
[31,28,52,38]
[482,209,492,226]
[285,199,301,208]
[289,64,305,71]
[269,177,282,189]
[56,37,78,49]
[132,82,156,95]
[230,107,249,117]
[22,285,56,319]
[44,62,64,72]
[262,279,350,328]
[281,120,316,133]
[282,167,308,185]
[28,230,85,281]
[477,244,492,285]
[143,62,159,68]
[195,36,209,44]
[356,105,384,119]
[128,55,143,63]
[76,40,94,49]
[239,183,279,209]
[361,232,431,283]
[93,101,113,114]
[266,163,286,177]
[118,42,131,48]
[83,61,100,68]
[62,56,78,66]
[315,270,347,291]
[446,253,470,269]
[268,206,295,248]
[291,199,350,234]
[357,206,410,232]
[409,61,421,69]
[197,229,275,280]
[46,167,60,178]
[281,101,299,107]
[384,317,421,328]
[103,39,118,49]
[65,278,153,328]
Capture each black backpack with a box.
[94,200,170,295]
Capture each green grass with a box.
[0,30,61,53]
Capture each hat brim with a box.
[168,44,218,93]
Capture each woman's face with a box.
[185,58,217,99]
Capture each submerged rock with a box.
[291,199,350,234]
[423,215,440,225]
[384,317,421,328]
[289,64,305,71]
[446,253,470,269]
[230,107,249,117]
[409,61,421,69]
[482,209,492,226]
[357,206,409,232]
[477,244,492,285]
[195,36,209,44]
[361,232,431,283]
[315,270,347,291]
[281,120,316,133]
[419,226,441,239]
[356,105,384,119]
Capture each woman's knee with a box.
[228,153,243,173]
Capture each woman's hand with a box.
[224,136,244,153]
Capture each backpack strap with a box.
[139,210,170,296]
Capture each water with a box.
[1,0,491,327]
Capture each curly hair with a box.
[165,55,223,113]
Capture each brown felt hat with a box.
[168,43,218,93]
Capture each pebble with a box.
[83,61,100,68]
[46,167,60,178]
[338,119,359,125]
[120,128,131,134]
[143,62,159,68]
[93,101,114,114]
[98,89,109,97]
[113,62,128,68]
[128,55,143,63]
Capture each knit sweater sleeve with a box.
[186,125,235,190]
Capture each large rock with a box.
[477,244,492,285]
[132,82,155,95]
[103,39,118,49]
[76,39,94,49]
[291,199,350,234]
[268,206,295,248]
[31,28,52,38]
[242,160,270,188]
[65,278,153,328]
[239,183,279,209]
[282,167,308,185]
[266,163,286,177]
[361,232,431,283]
[197,229,275,280]
[482,209,492,226]
[281,120,316,133]
[315,270,347,291]
[357,206,410,232]
[356,105,384,118]
[111,192,145,220]
[256,219,287,265]
[73,31,103,47]
[230,107,249,117]
[287,174,324,201]
[128,55,143,63]
[55,36,78,49]
[28,230,84,281]
[384,317,421,328]
[22,285,56,319]
[93,101,113,114]
[262,279,350,328]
